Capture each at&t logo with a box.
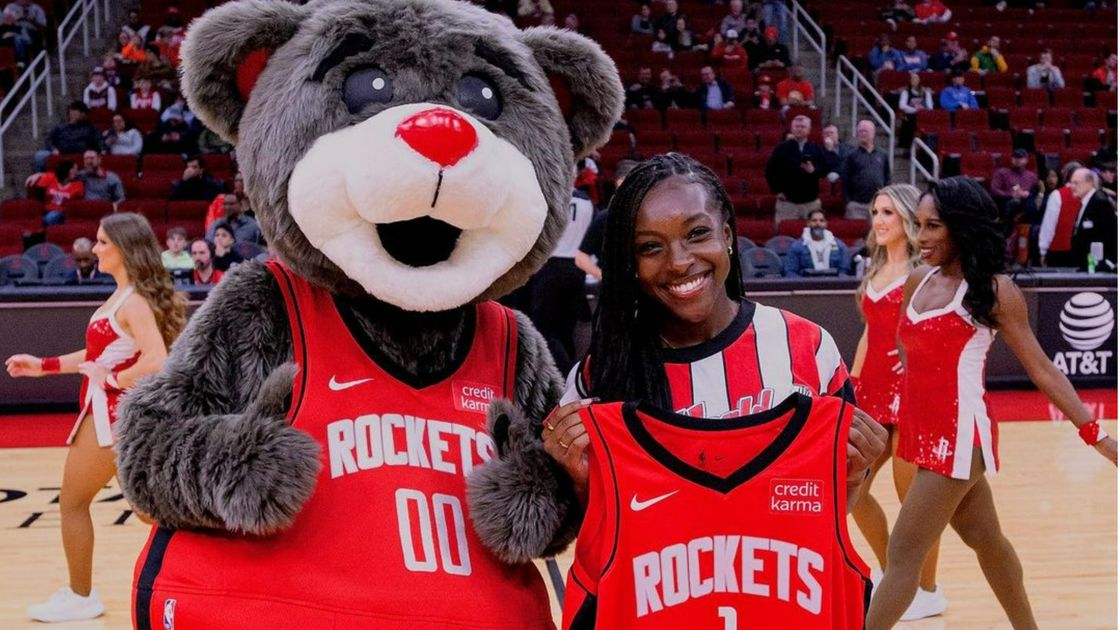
[1052,292,1115,375]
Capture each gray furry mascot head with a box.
[114,0,621,625]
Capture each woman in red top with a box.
[6,213,186,623]
[849,184,945,620]
[866,177,1117,630]
[27,160,84,226]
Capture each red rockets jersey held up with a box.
[562,395,870,629]
[856,276,906,425]
[132,262,553,630]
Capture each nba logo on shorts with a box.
[163,598,176,630]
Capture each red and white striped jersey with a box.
[564,301,852,417]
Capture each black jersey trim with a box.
[624,393,811,494]
[334,302,478,390]
[134,526,174,630]
[830,399,874,620]
[567,573,598,630]
[660,299,756,364]
[586,406,622,578]
[501,306,514,397]
[270,263,307,425]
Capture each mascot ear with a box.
[521,27,624,159]
[179,0,306,144]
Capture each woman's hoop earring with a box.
[727,245,734,256]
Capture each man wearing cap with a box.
[81,67,117,111]
[711,31,748,73]
[752,26,789,70]
[753,74,775,109]
[931,32,969,72]
[939,70,978,111]
[991,148,1040,235]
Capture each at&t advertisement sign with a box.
[1041,291,1117,381]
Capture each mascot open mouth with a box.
[376,216,462,267]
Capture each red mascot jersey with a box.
[132,262,553,630]
[562,395,869,629]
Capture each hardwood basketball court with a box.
[0,420,1115,629]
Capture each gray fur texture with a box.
[119,0,619,555]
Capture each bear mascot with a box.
[114,0,622,627]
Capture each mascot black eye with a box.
[456,75,502,120]
[343,67,393,113]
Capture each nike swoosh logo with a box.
[630,490,678,512]
[328,375,374,391]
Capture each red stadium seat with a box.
[705,108,744,129]
[1020,88,1050,108]
[124,175,176,199]
[937,130,973,156]
[960,152,996,182]
[917,110,951,136]
[123,108,160,135]
[984,86,1016,110]
[674,129,716,153]
[1041,107,1075,130]
[983,72,1019,90]
[44,222,98,247]
[87,107,114,131]
[665,108,702,130]
[625,108,662,131]
[736,219,775,242]
[44,153,83,173]
[953,108,989,131]
[877,69,909,93]
[1075,108,1107,130]
[100,154,138,176]
[142,154,185,174]
[1009,107,1040,132]
[1032,128,1065,154]
[1051,88,1085,108]
[757,129,784,151]
[1068,128,1103,150]
[1,199,44,226]
[718,129,756,154]
[637,129,674,153]
[744,109,782,130]
[167,200,210,223]
[64,200,113,222]
[118,199,167,223]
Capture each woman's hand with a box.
[5,354,44,378]
[542,399,596,490]
[1094,436,1118,465]
[888,348,903,374]
[78,361,110,389]
[847,408,888,483]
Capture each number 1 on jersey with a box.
[718,605,739,629]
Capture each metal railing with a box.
[57,0,96,96]
[833,55,896,174]
[787,0,828,101]
[0,51,53,186]
[910,137,940,187]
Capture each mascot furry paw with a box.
[114,0,621,627]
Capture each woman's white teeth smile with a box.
[667,273,709,297]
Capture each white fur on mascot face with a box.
[288,102,547,313]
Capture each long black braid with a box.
[588,153,744,407]
[927,176,1006,328]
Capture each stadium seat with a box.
[23,242,63,268]
[664,109,701,130]
[1,199,44,227]
[741,247,784,278]
[1051,88,1085,108]
[757,129,785,151]
[118,199,167,223]
[1075,108,1107,131]
[937,130,972,156]
[1009,107,1040,132]
[42,255,77,283]
[917,110,951,136]
[1032,128,1065,154]
[1020,88,1050,108]
[953,108,989,131]
[960,152,997,182]
[101,154,139,176]
[674,129,716,153]
[1069,128,1103,151]
[125,175,176,199]
[64,200,113,222]
[638,129,674,153]
[1041,108,1075,130]
[983,72,1019,90]
[625,108,662,131]
[736,236,756,252]
[167,201,210,223]
[764,235,797,258]
[984,86,1016,110]
[718,129,756,154]
[975,130,1013,156]
[705,108,744,129]
[0,254,39,284]
[776,220,804,238]
[736,218,774,242]
[45,153,83,173]
[142,154,186,173]
[45,223,99,247]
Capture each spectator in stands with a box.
[740,18,763,58]
[776,64,814,106]
[1089,53,1117,92]
[710,31,748,73]
[161,93,196,126]
[671,16,702,52]
[970,36,1008,74]
[66,238,111,285]
[753,74,775,108]
[929,32,969,72]
[651,27,674,55]
[870,34,904,72]
[879,0,916,28]
[561,13,583,34]
[990,148,1039,236]
[0,7,29,65]
[34,101,102,172]
[205,172,244,231]
[206,193,262,245]
[100,57,125,91]
[898,71,934,146]
[821,124,854,181]
[653,67,690,109]
[189,239,222,285]
[1041,167,1116,269]
[898,36,928,72]
[693,65,735,110]
[625,66,658,109]
[130,77,161,111]
[121,9,151,44]
[517,0,553,19]
[752,26,789,69]
[103,113,143,156]
[119,34,147,65]
[197,124,234,155]
[1026,49,1065,89]
[939,70,978,111]
[26,160,84,226]
[170,156,225,202]
[161,227,193,271]
[155,106,197,155]
[913,0,952,24]
[655,0,682,41]
[719,0,750,39]
[631,4,654,35]
[3,0,45,53]
[576,159,639,282]
[154,7,186,67]
[209,222,245,272]
[82,67,117,111]
[760,0,788,45]
[784,209,851,276]
[766,114,827,226]
[74,150,125,207]
[842,120,891,221]
[1099,161,1117,201]
[138,44,175,89]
